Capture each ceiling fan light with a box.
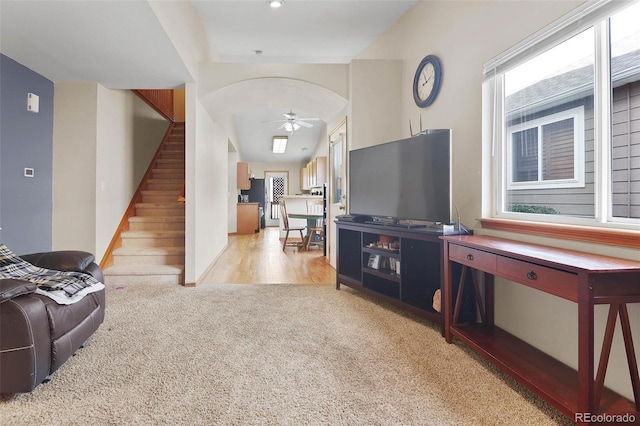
[268,0,284,8]
[272,136,288,153]
[292,122,301,131]
[284,122,294,132]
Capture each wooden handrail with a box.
[132,89,175,122]
[100,122,177,270]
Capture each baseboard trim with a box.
[194,241,230,286]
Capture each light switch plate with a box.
[24,168,34,177]
[27,93,39,113]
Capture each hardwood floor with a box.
[200,227,335,284]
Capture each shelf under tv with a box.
[335,221,476,331]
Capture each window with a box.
[507,107,585,190]
[484,0,640,228]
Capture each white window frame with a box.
[483,0,640,230]
[506,106,585,190]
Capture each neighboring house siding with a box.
[505,46,640,219]
[507,81,640,218]
[611,80,640,218]
[506,98,596,217]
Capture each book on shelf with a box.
[368,254,381,269]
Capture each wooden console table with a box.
[441,235,640,423]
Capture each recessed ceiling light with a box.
[268,0,284,8]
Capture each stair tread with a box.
[104,264,184,276]
[141,190,180,194]
[129,216,185,222]
[121,230,185,238]
[135,202,185,207]
[113,246,185,255]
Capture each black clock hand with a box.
[422,74,433,87]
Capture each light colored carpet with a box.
[1,283,572,425]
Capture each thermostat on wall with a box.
[24,168,34,177]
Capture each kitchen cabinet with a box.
[237,203,259,234]
[237,162,250,190]
[301,156,326,190]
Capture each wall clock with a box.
[413,55,442,108]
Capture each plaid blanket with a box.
[0,244,103,303]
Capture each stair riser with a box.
[160,152,185,160]
[121,237,185,248]
[152,169,183,178]
[151,174,183,183]
[136,207,185,217]
[142,194,180,203]
[104,274,183,286]
[165,142,184,148]
[147,182,183,191]
[112,254,185,265]
[128,222,185,231]
[153,165,184,171]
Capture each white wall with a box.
[95,86,167,260]
[358,0,639,400]
[184,82,229,284]
[248,162,304,195]
[228,149,240,233]
[349,59,403,150]
[53,82,98,253]
[53,83,166,259]
[198,63,349,101]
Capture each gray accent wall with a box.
[0,54,54,254]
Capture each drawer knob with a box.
[466,254,474,261]
[527,270,537,280]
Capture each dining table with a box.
[287,212,324,250]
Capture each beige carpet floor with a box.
[1,282,572,425]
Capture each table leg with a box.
[485,273,494,327]
[453,265,468,325]
[470,269,486,324]
[577,283,595,419]
[594,304,619,411]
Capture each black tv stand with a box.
[364,220,426,229]
[335,221,475,330]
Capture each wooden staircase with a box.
[102,123,185,285]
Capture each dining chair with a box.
[305,199,324,250]
[279,201,305,251]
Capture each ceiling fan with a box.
[264,110,320,132]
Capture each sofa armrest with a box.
[20,251,96,272]
[0,279,36,304]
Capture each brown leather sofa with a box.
[0,251,105,394]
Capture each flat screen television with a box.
[348,129,451,224]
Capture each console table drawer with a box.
[496,256,578,301]
[449,244,497,273]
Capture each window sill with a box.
[479,218,640,249]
